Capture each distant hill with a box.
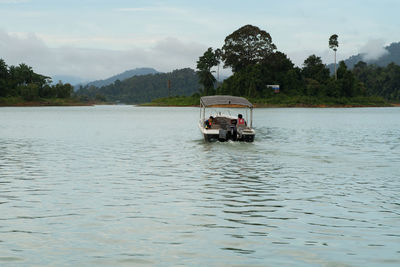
[328,42,400,72]
[75,68,200,104]
[77,67,159,89]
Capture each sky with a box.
[1,0,400,82]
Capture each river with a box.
[0,106,399,266]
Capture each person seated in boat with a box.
[205,116,214,129]
[237,114,247,127]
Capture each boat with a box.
[198,95,255,142]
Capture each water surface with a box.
[1,106,399,266]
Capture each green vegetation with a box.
[142,95,200,106]
[221,24,276,72]
[250,95,389,107]
[353,62,400,100]
[0,96,95,106]
[145,95,388,108]
[0,59,77,106]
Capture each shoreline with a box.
[2,99,399,108]
[140,103,399,108]
[2,102,398,108]
[141,95,398,108]
[0,102,94,107]
[252,103,397,108]
[0,98,109,107]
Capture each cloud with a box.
[360,39,389,61]
[114,6,186,14]
[37,34,158,49]
[0,29,207,81]
[114,7,152,12]
[0,0,30,3]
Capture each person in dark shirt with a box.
[205,116,214,129]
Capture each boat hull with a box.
[202,133,255,142]
[199,123,255,142]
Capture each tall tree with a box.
[196,47,219,95]
[329,34,339,80]
[221,24,276,72]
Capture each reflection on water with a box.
[0,106,399,266]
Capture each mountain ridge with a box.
[75,68,200,104]
[77,67,160,89]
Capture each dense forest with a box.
[75,68,199,104]
[195,25,400,104]
[0,59,73,103]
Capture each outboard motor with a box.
[229,125,238,141]
[226,119,238,141]
[219,129,227,141]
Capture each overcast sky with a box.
[1,0,400,82]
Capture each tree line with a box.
[196,25,400,102]
[0,59,73,101]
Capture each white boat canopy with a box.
[200,95,253,108]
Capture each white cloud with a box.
[114,7,152,12]
[0,29,207,81]
[114,6,186,14]
[36,33,158,49]
[359,39,389,61]
[0,0,30,3]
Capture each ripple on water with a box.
[0,106,400,266]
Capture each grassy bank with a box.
[3,95,394,108]
[0,96,99,107]
[143,95,393,107]
[250,95,391,107]
[141,95,200,106]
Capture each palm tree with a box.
[329,34,339,80]
[17,63,34,84]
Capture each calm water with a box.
[0,106,399,266]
